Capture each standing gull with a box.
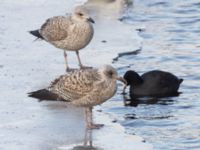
[29,6,95,72]
[28,65,127,129]
[84,0,133,16]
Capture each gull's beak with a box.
[116,76,128,95]
[117,76,127,85]
[88,17,95,24]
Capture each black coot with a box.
[123,70,183,98]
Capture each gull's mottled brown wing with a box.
[40,16,72,41]
[49,69,101,102]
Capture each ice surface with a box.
[0,0,152,150]
[59,107,153,150]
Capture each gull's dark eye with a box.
[78,13,83,16]
[108,70,113,77]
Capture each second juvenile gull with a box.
[29,6,95,72]
[28,65,127,129]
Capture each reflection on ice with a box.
[68,129,100,150]
[59,110,153,150]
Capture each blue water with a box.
[106,0,200,149]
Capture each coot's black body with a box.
[124,70,183,98]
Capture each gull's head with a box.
[99,65,127,84]
[73,6,95,23]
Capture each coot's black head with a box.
[123,70,143,86]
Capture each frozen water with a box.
[0,0,152,150]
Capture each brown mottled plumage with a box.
[28,65,127,129]
[29,6,95,72]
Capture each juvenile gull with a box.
[84,0,133,17]
[28,65,126,129]
[29,6,95,72]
